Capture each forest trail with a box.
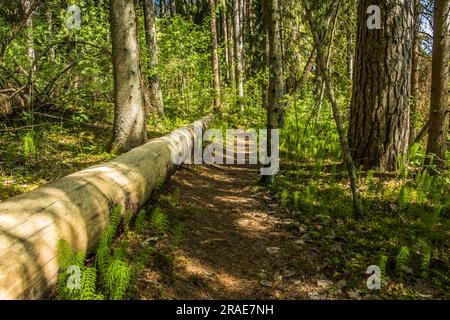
[134,141,336,300]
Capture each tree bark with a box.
[425,0,450,170]
[220,0,230,82]
[160,0,167,18]
[0,117,212,299]
[349,0,414,171]
[143,0,165,117]
[233,0,245,111]
[227,7,236,84]
[22,0,35,69]
[169,0,176,17]
[210,0,221,113]
[110,0,147,153]
[409,0,421,143]
[261,0,285,184]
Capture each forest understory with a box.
[0,0,449,301]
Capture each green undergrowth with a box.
[57,205,151,300]
[270,108,450,299]
[56,184,194,300]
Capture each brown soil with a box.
[135,162,339,300]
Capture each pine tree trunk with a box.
[210,0,221,113]
[143,0,164,117]
[349,0,414,171]
[110,0,147,153]
[425,0,450,170]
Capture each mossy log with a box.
[0,116,212,299]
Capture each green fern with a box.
[281,189,289,208]
[96,205,122,274]
[397,185,411,211]
[151,207,169,234]
[378,254,388,278]
[396,246,411,275]
[422,206,441,232]
[105,259,131,300]
[6,143,16,167]
[416,240,431,278]
[134,209,146,233]
[56,240,89,300]
[293,191,300,210]
[79,267,103,300]
[22,131,36,159]
[395,154,408,179]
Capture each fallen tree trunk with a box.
[0,116,212,299]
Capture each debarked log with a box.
[0,116,212,299]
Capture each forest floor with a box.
[131,162,445,300]
[1,119,448,300]
[134,163,346,300]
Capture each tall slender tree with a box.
[160,0,167,18]
[227,5,236,84]
[220,0,230,82]
[234,0,245,111]
[143,0,164,116]
[425,0,449,170]
[110,0,147,153]
[409,0,421,142]
[169,0,176,17]
[303,0,363,217]
[210,0,221,113]
[261,0,285,184]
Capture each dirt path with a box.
[135,160,339,300]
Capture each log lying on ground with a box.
[0,116,212,299]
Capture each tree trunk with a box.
[425,0,450,170]
[45,5,55,61]
[409,0,421,143]
[303,0,363,217]
[261,0,285,184]
[22,0,34,69]
[234,0,245,111]
[210,0,221,113]
[110,0,147,153]
[247,0,256,67]
[227,7,236,84]
[0,117,212,299]
[346,0,355,80]
[349,0,414,171]
[160,0,167,18]
[143,0,164,117]
[221,0,230,82]
[314,11,338,127]
[169,0,176,17]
